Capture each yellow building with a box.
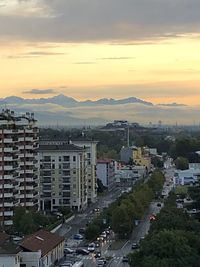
[133,147,151,171]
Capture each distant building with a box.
[0,109,39,228]
[115,165,146,186]
[132,147,151,171]
[120,146,135,163]
[72,140,98,204]
[174,168,200,186]
[96,159,117,189]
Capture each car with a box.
[64,247,75,254]
[75,248,90,255]
[60,264,73,267]
[79,228,86,234]
[131,242,140,250]
[94,241,100,247]
[93,207,100,213]
[100,231,107,238]
[97,257,107,266]
[97,236,104,242]
[122,256,129,263]
[73,234,84,240]
[88,242,95,252]
[94,250,101,258]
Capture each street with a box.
[58,166,175,267]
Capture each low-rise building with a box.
[115,165,146,186]
[173,168,200,186]
[0,241,21,267]
[20,229,64,267]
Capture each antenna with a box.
[127,126,130,147]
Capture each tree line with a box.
[129,192,200,267]
[85,170,165,240]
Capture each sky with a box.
[1,0,200,105]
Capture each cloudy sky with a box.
[1,0,200,104]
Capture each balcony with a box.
[0,211,13,216]
[0,165,18,171]
[0,147,13,153]
[0,202,13,207]
[0,184,13,189]
[0,193,13,198]
[4,220,13,226]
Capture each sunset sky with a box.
[1,0,200,105]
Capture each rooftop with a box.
[20,229,64,257]
[0,242,21,255]
[39,143,85,152]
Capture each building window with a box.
[52,199,55,204]
[63,156,70,161]
[44,156,51,162]
[73,156,76,162]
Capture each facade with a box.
[96,159,116,189]
[133,147,151,171]
[120,146,134,163]
[0,109,39,227]
[72,140,98,204]
[39,142,88,212]
[0,244,21,267]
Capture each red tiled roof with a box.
[20,229,64,257]
[97,158,114,163]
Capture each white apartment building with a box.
[39,142,88,212]
[96,159,117,189]
[72,140,98,204]
[0,109,39,227]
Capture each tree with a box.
[174,157,189,170]
[111,205,132,238]
[13,207,26,234]
[129,230,200,267]
[85,224,101,240]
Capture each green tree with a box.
[174,157,189,170]
[111,205,132,238]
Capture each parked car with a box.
[75,248,90,255]
[64,247,75,254]
[74,234,84,240]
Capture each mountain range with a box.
[0,94,153,107]
[0,94,197,126]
